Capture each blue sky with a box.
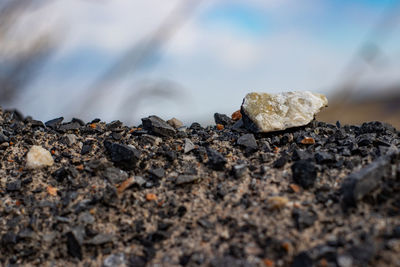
[6,0,400,124]
[201,3,269,36]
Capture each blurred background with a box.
[1,0,400,127]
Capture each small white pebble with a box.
[26,145,54,169]
[337,254,353,267]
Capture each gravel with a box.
[1,107,400,266]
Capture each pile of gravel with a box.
[1,107,400,266]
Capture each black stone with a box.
[22,177,33,186]
[176,175,198,185]
[0,132,9,144]
[131,129,148,136]
[360,121,396,134]
[179,254,191,266]
[148,168,165,179]
[391,225,400,238]
[232,164,247,179]
[177,206,187,217]
[6,180,21,192]
[106,120,123,130]
[357,134,375,147]
[59,122,81,131]
[190,122,203,130]
[66,232,82,260]
[340,148,352,157]
[273,155,288,168]
[52,167,71,182]
[292,209,318,231]
[176,131,188,138]
[292,160,317,189]
[2,232,17,245]
[231,119,245,132]
[315,152,334,164]
[102,167,128,184]
[214,113,232,126]
[197,218,213,229]
[102,185,118,206]
[45,117,64,130]
[128,255,146,266]
[292,149,312,161]
[271,136,281,146]
[86,233,113,245]
[141,115,176,137]
[72,118,85,126]
[141,134,160,145]
[112,132,122,140]
[81,141,93,155]
[165,151,177,162]
[240,107,260,133]
[347,242,375,265]
[341,149,397,207]
[104,141,141,170]
[291,252,313,267]
[237,133,257,150]
[210,256,251,267]
[334,128,346,140]
[206,147,227,170]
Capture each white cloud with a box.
[32,0,183,55]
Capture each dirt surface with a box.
[1,108,400,267]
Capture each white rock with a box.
[241,91,328,133]
[167,117,183,129]
[26,145,54,169]
[184,138,195,153]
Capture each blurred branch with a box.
[0,35,55,102]
[0,0,45,38]
[0,0,56,104]
[79,0,203,116]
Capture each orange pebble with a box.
[216,124,224,130]
[89,123,97,129]
[117,177,135,194]
[231,110,242,121]
[146,193,157,201]
[319,258,328,267]
[47,185,58,197]
[76,164,84,171]
[289,184,301,193]
[263,258,274,267]
[300,137,315,145]
[282,242,291,252]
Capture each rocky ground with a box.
[1,107,400,267]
